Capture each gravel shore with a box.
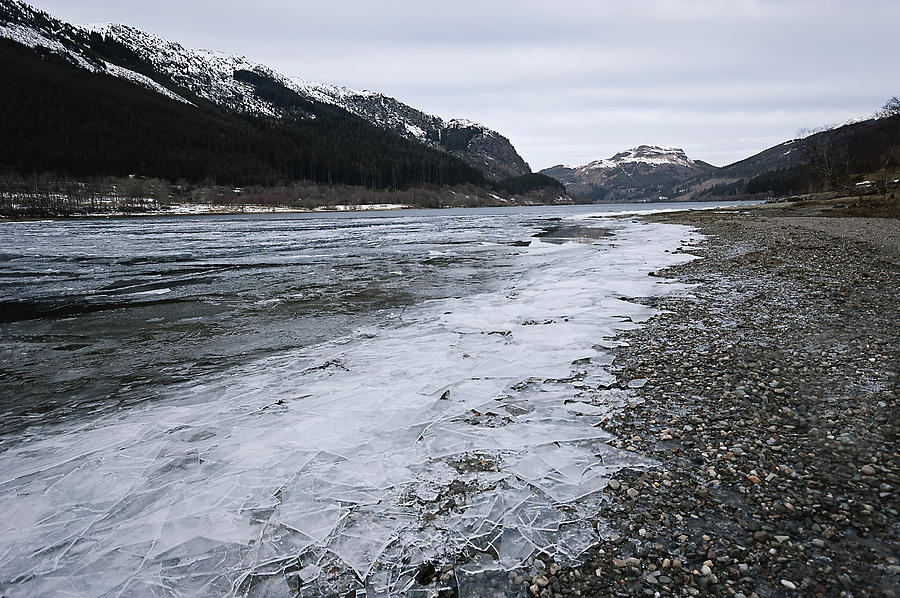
[506,203,898,598]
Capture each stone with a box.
[861,464,876,476]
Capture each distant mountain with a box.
[0,0,530,186]
[541,145,717,202]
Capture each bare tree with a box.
[796,125,851,191]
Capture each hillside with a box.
[673,110,900,200]
[0,0,530,190]
[0,38,487,190]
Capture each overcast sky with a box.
[29,0,900,169]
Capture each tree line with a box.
[0,38,486,192]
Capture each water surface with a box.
[0,203,722,597]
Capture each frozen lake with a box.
[0,204,713,597]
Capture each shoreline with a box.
[522,203,898,597]
[0,199,757,222]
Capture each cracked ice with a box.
[0,217,701,597]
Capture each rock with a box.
[626,487,639,499]
[781,579,797,590]
[533,575,550,588]
[861,464,876,476]
[607,479,621,490]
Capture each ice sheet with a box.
[0,219,702,596]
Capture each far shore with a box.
[0,197,770,222]
[0,202,416,221]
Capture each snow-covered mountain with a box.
[541,145,717,202]
[0,0,530,180]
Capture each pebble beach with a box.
[522,203,899,597]
[412,200,899,598]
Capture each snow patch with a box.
[101,60,193,105]
[575,145,697,172]
[0,22,95,70]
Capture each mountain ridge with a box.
[0,0,530,181]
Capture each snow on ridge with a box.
[100,60,193,105]
[584,159,617,171]
[403,122,427,141]
[290,78,383,108]
[89,23,280,117]
[4,7,506,153]
[289,79,495,144]
[799,103,896,138]
[576,145,696,171]
[446,118,487,130]
[839,107,896,127]
[0,22,95,70]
